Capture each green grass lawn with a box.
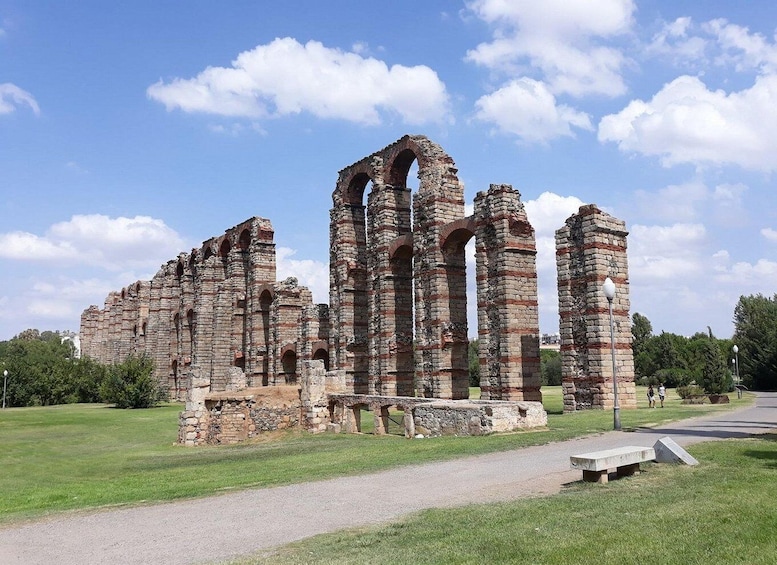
[0,387,750,525]
[245,435,777,564]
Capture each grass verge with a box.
[0,387,751,525]
[243,435,777,564]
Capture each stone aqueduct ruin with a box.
[80,135,636,444]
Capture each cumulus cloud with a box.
[628,223,706,281]
[704,18,777,73]
[762,228,777,242]
[0,83,40,115]
[646,17,708,65]
[465,0,634,97]
[276,246,329,304]
[148,37,451,126]
[599,74,777,171]
[0,215,187,271]
[524,191,586,325]
[474,78,593,143]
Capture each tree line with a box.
[0,329,165,408]
[633,294,777,392]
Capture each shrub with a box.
[100,354,164,408]
[676,383,705,399]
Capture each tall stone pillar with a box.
[246,218,276,386]
[555,205,636,412]
[329,190,369,394]
[366,157,414,397]
[474,184,541,401]
[412,152,468,400]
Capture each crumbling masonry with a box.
[80,135,635,444]
[555,205,637,412]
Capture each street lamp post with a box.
[2,369,7,409]
[733,345,741,399]
[602,277,621,431]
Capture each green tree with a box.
[733,294,777,390]
[540,349,562,386]
[100,353,163,408]
[699,337,731,395]
[631,313,653,357]
[0,330,107,407]
[468,339,480,387]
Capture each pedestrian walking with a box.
[658,383,666,407]
[647,385,656,408]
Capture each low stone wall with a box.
[413,400,547,437]
[178,386,301,446]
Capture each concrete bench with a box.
[570,446,656,484]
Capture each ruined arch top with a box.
[332,134,461,207]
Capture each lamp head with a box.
[602,277,616,301]
[733,345,739,354]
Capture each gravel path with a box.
[2,392,775,565]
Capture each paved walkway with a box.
[2,392,776,565]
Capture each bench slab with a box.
[570,446,656,484]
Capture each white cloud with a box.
[474,78,592,143]
[148,37,451,126]
[634,181,708,223]
[465,0,634,97]
[275,246,329,304]
[0,83,40,115]
[525,192,586,234]
[524,192,587,329]
[0,215,187,272]
[646,17,708,65]
[628,223,706,281]
[704,18,777,73]
[599,74,777,171]
[761,228,777,242]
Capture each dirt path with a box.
[2,392,775,565]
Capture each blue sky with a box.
[2,0,777,342]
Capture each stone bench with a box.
[570,446,656,484]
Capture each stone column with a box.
[556,205,637,412]
[474,184,541,401]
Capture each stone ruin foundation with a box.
[555,205,637,412]
[80,135,638,444]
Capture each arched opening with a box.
[173,313,181,356]
[185,309,195,365]
[237,228,251,251]
[259,289,273,386]
[171,359,179,401]
[312,347,330,371]
[281,350,297,384]
[219,238,231,258]
[441,225,475,399]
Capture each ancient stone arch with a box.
[329,135,541,401]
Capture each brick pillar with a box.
[556,205,637,412]
[329,195,368,394]
[474,184,541,401]
[246,218,276,386]
[366,171,414,396]
[412,145,468,400]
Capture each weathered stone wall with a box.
[178,386,301,446]
[555,205,637,412]
[413,400,547,437]
[80,217,327,401]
